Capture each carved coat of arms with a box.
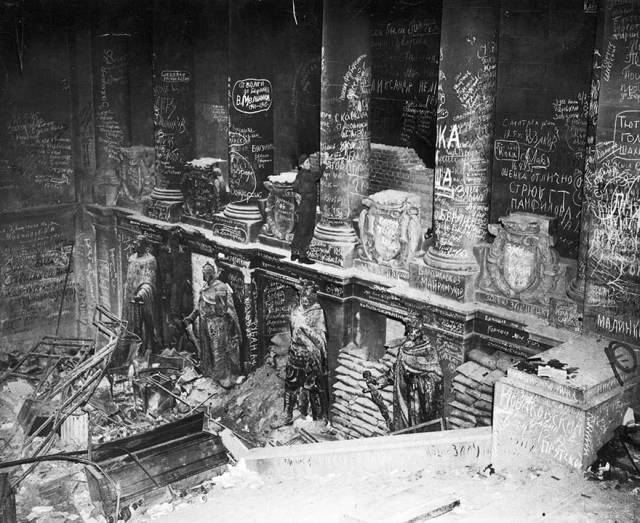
[357,190,422,268]
[479,213,560,305]
[261,174,298,241]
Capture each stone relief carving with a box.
[479,213,560,305]
[260,172,298,242]
[357,189,422,268]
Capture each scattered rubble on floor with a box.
[0,315,340,521]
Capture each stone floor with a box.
[141,460,639,523]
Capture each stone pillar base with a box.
[308,222,359,267]
[409,260,476,302]
[145,188,184,222]
[353,259,410,282]
[423,245,479,272]
[566,276,586,302]
[210,202,263,243]
[492,335,640,471]
[257,234,292,251]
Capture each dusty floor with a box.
[142,459,640,523]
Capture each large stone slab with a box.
[492,335,640,471]
[244,427,491,478]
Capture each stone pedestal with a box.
[353,190,422,282]
[145,188,183,223]
[492,336,640,471]
[258,175,298,250]
[475,213,569,320]
[211,202,263,244]
[409,262,476,303]
[309,223,359,267]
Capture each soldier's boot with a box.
[270,390,296,429]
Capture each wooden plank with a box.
[342,486,459,523]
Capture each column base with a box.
[145,188,184,222]
[257,234,292,250]
[308,222,359,268]
[210,204,263,244]
[566,276,586,302]
[423,245,479,272]
[353,259,410,282]
[409,260,476,302]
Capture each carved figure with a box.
[358,190,422,267]
[479,213,560,305]
[272,280,329,428]
[261,171,298,241]
[122,235,161,361]
[291,153,326,264]
[184,260,242,388]
[374,314,443,431]
[182,160,226,223]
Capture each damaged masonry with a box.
[1,0,640,522]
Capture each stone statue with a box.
[272,280,329,428]
[372,314,443,432]
[357,190,422,268]
[184,260,243,388]
[122,234,161,362]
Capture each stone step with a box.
[244,427,491,478]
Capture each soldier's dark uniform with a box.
[291,154,324,261]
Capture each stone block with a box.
[409,260,476,302]
[210,213,262,243]
[244,426,492,478]
[492,335,640,471]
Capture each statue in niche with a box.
[183,260,243,388]
[272,280,329,428]
[357,190,422,268]
[478,212,560,305]
[368,314,443,432]
[121,234,161,363]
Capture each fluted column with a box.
[308,0,371,267]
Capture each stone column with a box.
[582,0,640,345]
[146,0,195,223]
[211,0,274,243]
[308,0,371,267]
[419,0,498,297]
[567,25,603,303]
[92,32,131,206]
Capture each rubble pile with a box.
[447,348,520,429]
[331,342,396,439]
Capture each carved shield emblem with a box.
[273,198,296,239]
[502,241,538,293]
[373,214,402,262]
